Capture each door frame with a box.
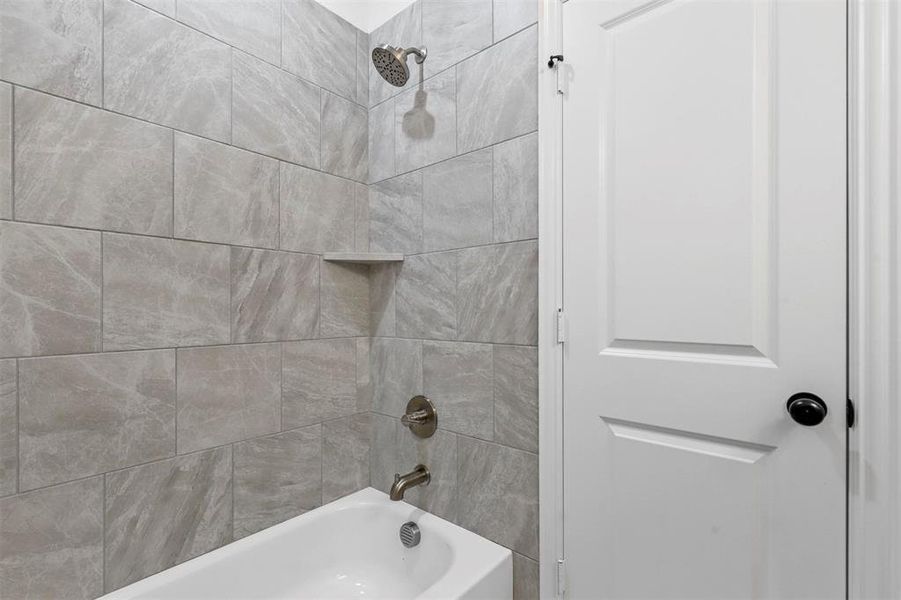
[537,1,901,598]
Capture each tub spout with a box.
[390,464,430,501]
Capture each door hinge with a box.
[847,397,855,429]
[556,558,566,598]
[556,308,566,343]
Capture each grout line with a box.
[1,336,372,363]
[100,233,105,349]
[317,257,323,339]
[227,245,233,344]
[0,216,340,259]
[491,344,497,441]
[276,162,281,250]
[279,342,284,432]
[170,131,175,236]
[14,359,19,494]
[491,0,496,44]
[9,84,15,221]
[174,346,179,455]
[319,88,324,172]
[102,473,107,593]
[100,473,109,593]
[230,442,235,541]
[101,0,105,108]
[370,128,538,187]
[2,81,369,187]
[122,0,368,111]
[453,247,459,338]
[490,133,496,241]
[279,0,284,68]
[229,48,234,144]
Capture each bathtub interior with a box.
[119,498,455,599]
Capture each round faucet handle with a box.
[401,396,437,438]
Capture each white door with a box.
[561,0,846,598]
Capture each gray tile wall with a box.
[1,1,373,597]
[2,0,540,597]
[365,3,539,598]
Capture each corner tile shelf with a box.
[322,252,405,265]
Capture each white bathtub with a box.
[101,487,512,599]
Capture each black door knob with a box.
[786,392,828,426]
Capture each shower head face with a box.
[372,44,410,87]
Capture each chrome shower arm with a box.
[404,46,427,64]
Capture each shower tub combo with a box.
[101,488,512,599]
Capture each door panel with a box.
[562,0,846,598]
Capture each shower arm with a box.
[404,46,427,64]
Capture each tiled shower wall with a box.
[363,2,540,599]
[0,0,375,597]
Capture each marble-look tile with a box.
[105,447,232,591]
[457,437,538,559]
[513,552,540,600]
[279,163,354,254]
[395,69,456,174]
[356,338,372,412]
[231,248,319,343]
[356,30,370,107]
[322,413,370,503]
[0,477,103,600]
[457,25,537,153]
[15,88,173,235]
[0,83,10,219]
[0,0,102,104]
[104,0,230,141]
[369,99,396,183]
[369,412,397,494]
[175,134,278,248]
[283,0,357,100]
[370,263,398,337]
[369,1,422,107]
[396,253,457,340]
[177,344,281,454]
[423,341,492,439]
[421,0,492,77]
[283,339,357,429]
[494,345,538,453]
[234,426,321,538]
[0,360,15,496]
[322,91,369,182]
[494,0,539,42]
[134,0,175,16]
[18,350,175,491]
[103,234,229,350]
[494,133,539,242]
[370,171,423,253]
[0,221,101,358]
[354,183,370,251]
[233,51,321,166]
[371,338,422,418]
[398,426,458,521]
[423,148,492,251]
[456,241,538,345]
[177,0,280,65]
[320,261,370,337]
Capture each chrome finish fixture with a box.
[401,395,437,438]
[399,521,421,548]
[389,464,430,501]
[372,44,427,87]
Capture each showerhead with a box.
[372,44,427,87]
